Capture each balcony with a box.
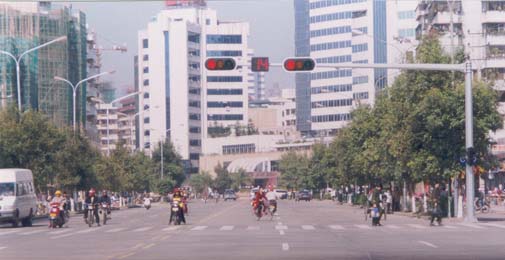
[431,12,462,25]
[486,34,505,46]
[482,11,505,23]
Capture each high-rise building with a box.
[0,2,87,128]
[415,0,505,146]
[138,2,250,173]
[294,0,417,136]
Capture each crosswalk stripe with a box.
[301,225,315,230]
[51,228,96,239]
[0,246,6,251]
[191,226,207,231]
[0,230,22,236]
[19,230,45,235]
[162,226,180,232]
[246,226,260,231]
[49,229,73,235]
[385,225,401,229]
[481,223,505,229]
[329,225,345,230]
[355,224,371,229]
[105,228,126,233]
[275,225,288,230]
[458,223,485,229]
[443,225,457,229]
[133,226,153,232]
[407,224,425,229]
[76,228,98,234]
[220,225,234,231]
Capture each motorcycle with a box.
[474,197,490,213]
[86,204,98,227]
[170,201,182,225]
[48,202,68,228]
[144,198,151,210]
[98,202,109,225]
[253,200,266,220]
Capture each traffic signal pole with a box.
[270,60,477,222]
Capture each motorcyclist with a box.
[143,194,151,210]
[100,190,112,216]
[170,189,186,224]
[49,190,68,222]
[265,186,279,215]
[252,187,267,215]
[84,188,100,226]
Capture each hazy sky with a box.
[68,0,295,95]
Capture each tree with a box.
[230,168,252,191]
[279,151,309,190]
[213,163,232,193]
[189,171,213,194]
[152,141,185,187]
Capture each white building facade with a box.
[138,5,250,173]
[295,0,418,136]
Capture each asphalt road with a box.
[1,198,505,260]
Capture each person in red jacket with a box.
[252,188,267,216]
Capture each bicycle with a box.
[474,197,490,214]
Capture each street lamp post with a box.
[54,70,115,132]
[93,91,142,156]
[0,36,67,111]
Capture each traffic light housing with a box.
[205,58,236,71]
[251,57,270,72]
[283,58,315,72]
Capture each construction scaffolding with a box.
[0,2,87,128]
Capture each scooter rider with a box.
[252,187,267,215]
[84,188,101,226]
[170,189,186,224]
[100,190,112,216]
[49,190,68,222]
[265,186,279,215]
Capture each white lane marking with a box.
[277,222,282,225]
[76,228,98,234]
[481,223,505,229]
[301,225,315,230]
[220,225,234,231]
[105,228,126,233]
[443,225,457,229]
[418,240,438,249]
[458,223,485,229]
[49,229,73,235]
[133,226,153,232]
[162,226,180,232]
[329,225,345,230]
[190,226,208,231]
[0,246,6,250]
[0,230,22,236]
[279,230,285,235]
[19,230,45,235]
[246,226,260,231]
[407,224,426,229]
[275,225,288,230]
[355,224,371,229]
[51,228,96,239]
[143,243,156,249]
[385,225,401,229]
[282,243,289,251]
[276,217,281,220]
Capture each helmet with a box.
[89,188,96,196]
[55,190,62,196]
[102,190,107,196]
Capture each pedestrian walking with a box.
[430,202,442,226]
[385,189,392,214]
[371,203,381,226]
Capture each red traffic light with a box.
[283,58,315,72]
[251,57,269,72]
[205,58,236,70]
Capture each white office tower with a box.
[294,0,417,136]
[138,3,250,173]
[416,1,505,143]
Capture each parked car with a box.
[0,169,38,227]
[296,190,312,202]
[275,189,288,200]
[224,189,237,201]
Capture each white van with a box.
[0,169,37,227]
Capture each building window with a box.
[189,101,201,108]
[142,39,148,48]
[144,143,150,149]
[206,35,242,44]
[352,43,368,53]
[311,40,351,52]
[353,92,369,100]
[206,19,211,25]
[143,67,149,74]
[143,92,149,98]
[143,54,149,61]
[312,99,353,109]
[207,89,243,95]
[310,0,366,10]
[144,117,150,124]
[207,76,243,82]
[310,26,351,38]
[206,50,242,57]
[207,114,244,121]
[398,28,415,38]
[352,76,369,85]
[398,11,415,20]
[312,84,352,94]
[144,130,150,136]
[353,27,368,35]
[315,55,351,64]
[190,153,200,160]
[143,79,149,86]
[311,69,352,80]
[311,113,352,123]
[189,113,201,120]
[352,59,368,64]
[207,101,243,108]
[222,144,255,155]
[189,140,201,147]
[189,127,201,134]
